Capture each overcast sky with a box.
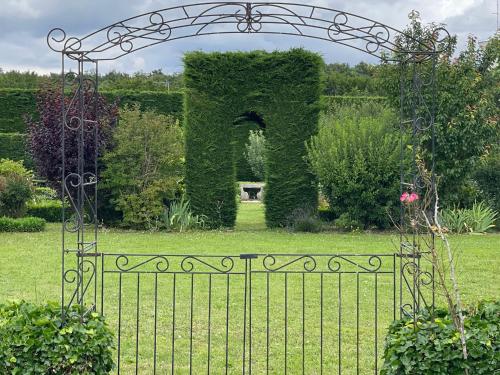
[0,0,497,74]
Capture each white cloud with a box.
[0,0,496,74]
[1,0,40,18]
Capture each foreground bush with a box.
[0,216,45,232]
[307,103,401,229]
[381,300,499,375]
[0,301,114,374]
[0,159,33,217]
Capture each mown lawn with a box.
[0,202,498,374]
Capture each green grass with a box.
[1,202,499,374]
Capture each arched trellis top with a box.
[47,1,450,62]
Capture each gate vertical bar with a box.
[60,52,66,320]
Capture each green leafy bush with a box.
[0,159,33,217]
[440,201,497,234]
[33,186,58,200]
[307,103,401,229]
[318,207,335,222]
[0,301,114,374]
[27,199,62,222]
[162,196,205,232]
[380,20,499,207]
[0,216,45,232]
[244,130,267,181]
[381,300,499,375]
[102,106,184,230]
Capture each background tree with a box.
[102,106,184,229]
[379,13,499,207]
[323,62,381,96]
[244,130,267,181]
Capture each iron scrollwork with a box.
[47,2,449,62]
[260,254,386,273]
[262,255,317,272]
[48,2,449,318]
[105,255,237,274]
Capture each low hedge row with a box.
[0,301,114,374]
[0,216,45,232]
[26,199,63,222]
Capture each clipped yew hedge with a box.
[102,89,184,121]
[0,133,29,164]
[0,89,37,133]
[184,49,322,228]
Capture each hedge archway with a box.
[184,49,322,227]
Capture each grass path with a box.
[1,203,497,304]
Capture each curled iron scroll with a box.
[327,255,382,272]
[115,255,170,272]
[262,255,317,272]
[180,256,234,273]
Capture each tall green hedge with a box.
[184,49,323,228]
[0,133,26,160]
[0,133,31,167]
[0,89,37,133]
[102,90,184,121]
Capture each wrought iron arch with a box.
[47,1,449,324]
[47,2,450,62]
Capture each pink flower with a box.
[408,192,419,203]
[400,192,409,202]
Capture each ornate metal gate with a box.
[98,253,397,374]
[46,2,450,373]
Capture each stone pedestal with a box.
[240,183,265,201]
